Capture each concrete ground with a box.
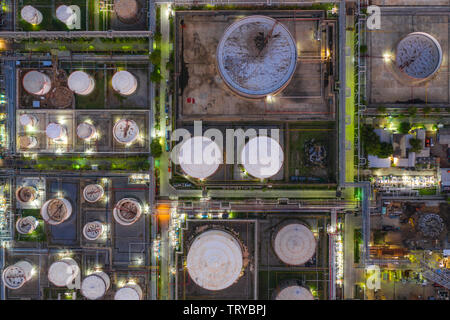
[372,0,449,5]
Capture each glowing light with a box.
[383,53,391,63]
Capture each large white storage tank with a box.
[19,114,38,127]
[114,0,139,24]
[46,123,67,141]
[273,223,316,265]
[22,71,51,96]
[114,283,143,300]
[83,184,104,203]
[77,122,96,140]
[113,198,142,226]
[18,136,38,149]
[40,198,72,225]
[240,136,284,179]
[81,272,110,300]
[68,71,95,95]
[16,216,39,235]
[48,258,80,287]
[56,5,77,26]
[112,71,137,96]
[187,229,243,291]
[178,136,222,179]
[113,119,139,144]
[15,186,37,204]
[216,16,297,98]
[275,285,314,300]
[21,5,43,25]
[2,261,34,290]
[82,221,105,241]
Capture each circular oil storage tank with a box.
[18,136,38,149]
[82,221,105,241]
[114,0,139,24]
[275,285,314,300]
[77,122,96,140]
[16,216,38,235]
[396,32,443,80]
[273,223,316,266]
[16,186,37,204]
[2,261,33,290]
[81,272,110,300]
[68,71,95,95]
[241,136,284,179]
[48,258,80,287]
[22,71,51,96]
[21,5,43,25]
[113,119,139,144]
[187,229,243,291]
[40,198,72,225]
[56,5,77,26]
[83,184,104,203]
[19,114,38,127]
[46,123,67,141]
[114,283,143,300]
[178,136,222,180]
[113,198,142,226]
[111,71,137,96]
[216,16,297,99]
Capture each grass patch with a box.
[354,228,362,264]
[418,188,437,196]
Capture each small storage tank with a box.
[114,283,143,300]
[16,216,38,235]
[46,122,67,141]
[22,71,51,96]
[111,71,137,96]
[81,271,110,300]
[56,5,77,26]
[40,198,72,225]
[48,258,80,287]
[68,71,95,95]
[77,122,96,140]
[178,136,222,180]
[273,223,316,265]
[18,136,38,149]
[83,184,104,203]
[113,198,142,226]
[21,5,43,25]
[19,114,38,127]
[241,136,284,179]
[114,0,139,24]
[187,229,243,291]
[15,186,37,204]
[2,261,34,290]
[82,221,105,241]
[113,119,139,144]
[275,285,314,300]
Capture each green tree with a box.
[409,138,423,153]
[150,68,163,83]
[423,106,432,116]
[378,142,393,158]
[149,49,161,65]
[150,139,163,158]
[377,106,387,114]
[398,122,411,134]
[408,106,417,117]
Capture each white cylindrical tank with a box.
[240,136,284,179]
[82,221,105,241]
[113,119,139,144]
[187,229,243,291]
[18,136,38,149]
[81,272,110,300]
[83,184,104,203]
[114,283,143,300]
[68,71,95,95]
[22,71,51,96]
[114,0,139,24]
[56,5,77,26]
[77,122,96,140]
[16,216,38,235]
[46,123,67,141]
[19,114,38,127]
[112,71,137,96]
[16,186,37,204]
[48,258,80,287]
[275,285,314,300]
[113,198,142,226]
[21,5,43,25]
[273,223,316,265]
[40,198,72,225]
[178,136,222,180]
[2,261,34,290]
